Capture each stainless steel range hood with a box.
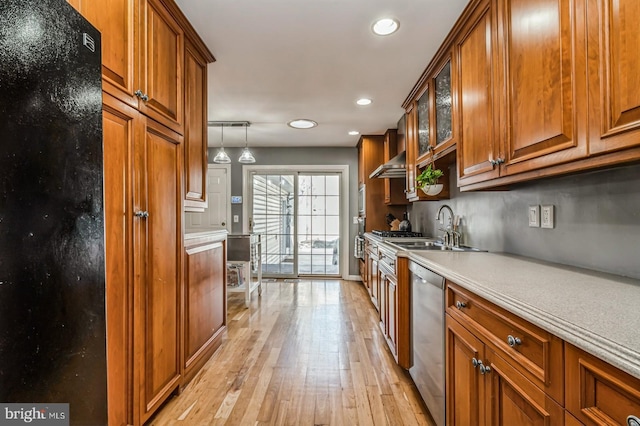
[369,151,406,179]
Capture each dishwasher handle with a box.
[409,262,445,289]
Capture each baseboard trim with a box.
[345,274,363,282]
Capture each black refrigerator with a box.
[0,0,107,424]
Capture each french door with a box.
[249,170,341,278]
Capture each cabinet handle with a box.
[507,335,522,347]
[134,211,149,218]
[134,89,149,102]
[455,301,467,310]
[479,364,491,375]
[627,415,640,426]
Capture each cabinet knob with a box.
[472,357,480,368]
[496,157,505,165]
[221,222,226,226]
[507,335,522,347]
[479,364,491,375]
[489,159,496,166]
[455,301,467,310]
[134,89,149,102]
[627,416,640,426]
[134,211,149,218]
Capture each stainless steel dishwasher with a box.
[409,261,445,426]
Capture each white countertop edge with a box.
[184,229,228,240]
[405,251,640,380]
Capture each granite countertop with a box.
[400,250,640,380]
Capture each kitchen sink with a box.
[387,240,486,252]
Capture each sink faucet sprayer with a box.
[436,204,461,248]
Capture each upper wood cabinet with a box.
[456,0,500,186]
[67,0,138,107]
[495,0,588,176]
[138,0,184,134]
[587,0,640,155]
[404,52,455,202]
[184,40,209,210]
[457,0,588,188]
[382,128,408,206]
[357,135,406,230]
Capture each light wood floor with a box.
[149,279,435,426]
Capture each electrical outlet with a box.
[541,205,554,229]
[353,216,359,224]
[528,205,540,227]
[233,215,239,223]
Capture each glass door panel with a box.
[297,173,340,276]
[251,173,294,276]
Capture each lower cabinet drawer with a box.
[565,343,640,425]
[446,282,564,403]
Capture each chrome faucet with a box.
[435,204,461,247]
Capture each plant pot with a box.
[420,184,443,196]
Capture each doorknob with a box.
[221,222,226,226]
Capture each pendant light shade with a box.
[238,125,256,163]
[213,125,231,163]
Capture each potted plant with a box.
[416,164,444,196]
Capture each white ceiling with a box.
[174,0,470,148]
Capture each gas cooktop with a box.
[371,230,423,238]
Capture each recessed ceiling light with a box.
[348,131,360,136]
[356,98,372,106]
[372,18,399,36]
[288,119,317,129]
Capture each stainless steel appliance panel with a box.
[409,261,445,426]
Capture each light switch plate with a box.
[528,205,540,227]
[541,205,554,228]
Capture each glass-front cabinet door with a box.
[417,87,431,158]
[435,60,452,145]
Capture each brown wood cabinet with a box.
[403,55,454,202]
[70,1,215,424]
[587,0,640,155]
[358,135,405,231]
[103,93,184,426]
[365,237,380,310]
[446,282,564,402]
[138,0,184,134]
[67,0,214,211]
[182,233,227,386]
[456,0,589,188]
[67,0,138,108]
[565,343,640,425]
[102,93,137,426]
[377,246,411,369]
[446,281,565,425]
[382,129,408,206]
[455,0,500,185]
[134,116,184,425]
[183,39,212,211]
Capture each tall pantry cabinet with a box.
[67,1,215,425]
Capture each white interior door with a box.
[185,165,230,231]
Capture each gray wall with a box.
[409,163,640,279]
[208,146,360,276]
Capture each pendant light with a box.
[238,124,256,163]
[213,124,231,163]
